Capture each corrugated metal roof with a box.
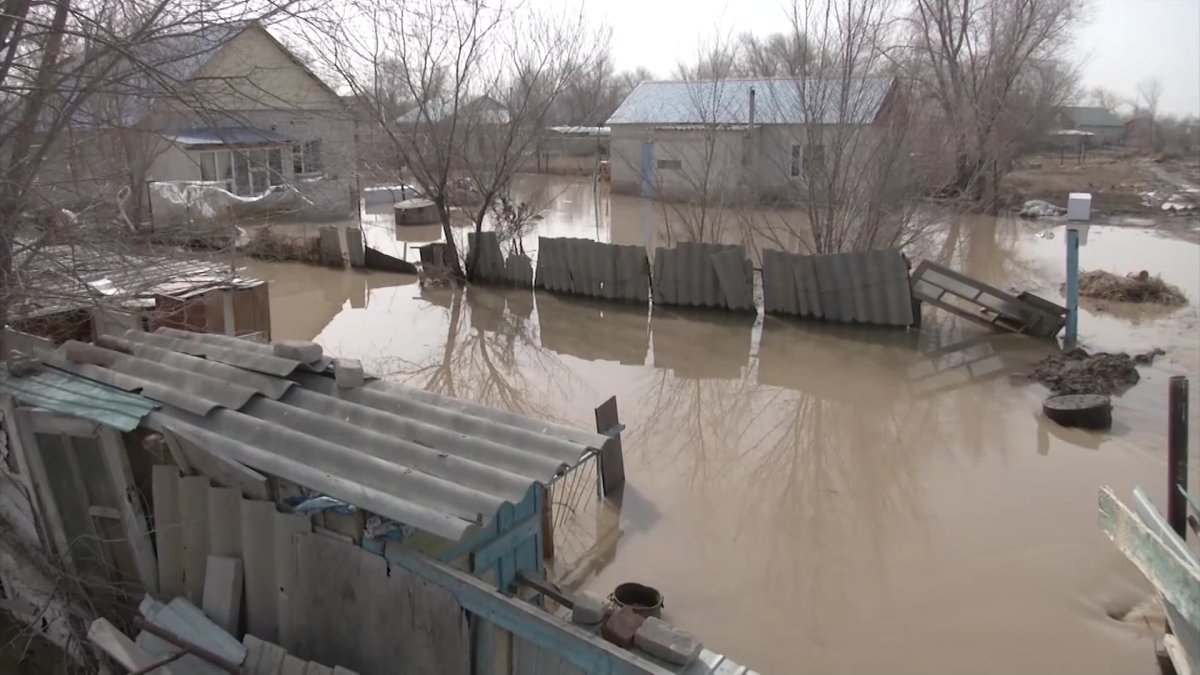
[1059,106,1124,128]
[761,248,914,326]
[0,364,159,431]
[45,329,610,541]
[607,77,894,126]
[161,127,295,148]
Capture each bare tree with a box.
[1136,77,1164,119]
[1088,86,1127,113]
[0,0,312,343]
[303,0,597,281]
[907,0,1085,208]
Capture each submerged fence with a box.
[761,248,914,327]
[468,235,918,326]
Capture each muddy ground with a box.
[1004,150,1200,242]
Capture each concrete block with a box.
[334,358,364,389]
[344,228,365,268]
[600,606,643,649]
[634,616,703,665]
[318,227,345,267]
[273,341,323,363]
[201,555,243,635]
[571,591,608,625]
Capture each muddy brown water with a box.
[247,176,1199,674]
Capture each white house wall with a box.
[610,125,748,200]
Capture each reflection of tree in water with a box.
[383,286,580,423]
[629,316,1039,640]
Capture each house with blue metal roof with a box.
[0,328,758,675]
[605,77,897,201]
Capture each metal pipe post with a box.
[1168,375,1189,538]
[1064,226,1079,348]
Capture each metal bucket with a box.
[609,582,664,618]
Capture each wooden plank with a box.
[179,475,211,605]
[303,663,334,675]
[274,510,312,652]
[153,465,186,599]
[88,618,160,672]
[165,427,270,500]
[1164,634,1194,675]
[241,498,278,642]
[99,426,160,594]
[384,544,675,675]
[201,555,243,635]
[281,654,308,675]
[164,597,247,664]
[254,640,287,675]
[293,533,470,675]
[242,634,266,674]
[207,486,242,558]
[1099,487,1200,629]
[160,424,194,474]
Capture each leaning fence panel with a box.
[761,247,914,327]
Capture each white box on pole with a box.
[1067,192,1092,221]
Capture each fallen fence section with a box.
[761,248,914,326]
[653,242,753,311]
[535,237,650,303]
[911,260,1065,338]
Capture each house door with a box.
[14,409,158,594]
[639,140,654,198]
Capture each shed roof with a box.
[10,245,263,321]
[606,77,894,126]
[0,364,160,431]
[45,329,609,541]
[1058,106,1124,128]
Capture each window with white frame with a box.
[293,140,322,176]
[197,147,284,196]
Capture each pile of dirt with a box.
[1076,270,1188,305]
[1026,348,1164,395]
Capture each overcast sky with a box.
[583,0,1200,116]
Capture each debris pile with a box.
[1076,270,1188,305]
[1026,348,1164,395]
[1018,199,1066,218]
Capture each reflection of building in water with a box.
[247,262,415,341]
[650,308,753,379]
[536,294,648,365]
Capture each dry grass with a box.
[1077,270,1188,305]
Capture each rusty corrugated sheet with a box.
[762,247,913,326]
[653,242,753,310]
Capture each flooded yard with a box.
[245,176,1199,674]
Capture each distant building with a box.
[1052,106,1125,144]
[605,77,897,200]
[34,23,358,222]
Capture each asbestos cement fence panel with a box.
[291,533,470,675]
[652,242,752,311]
[761,248,914,326]
[535,237,650,303]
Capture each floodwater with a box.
[246,176,1200,674]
